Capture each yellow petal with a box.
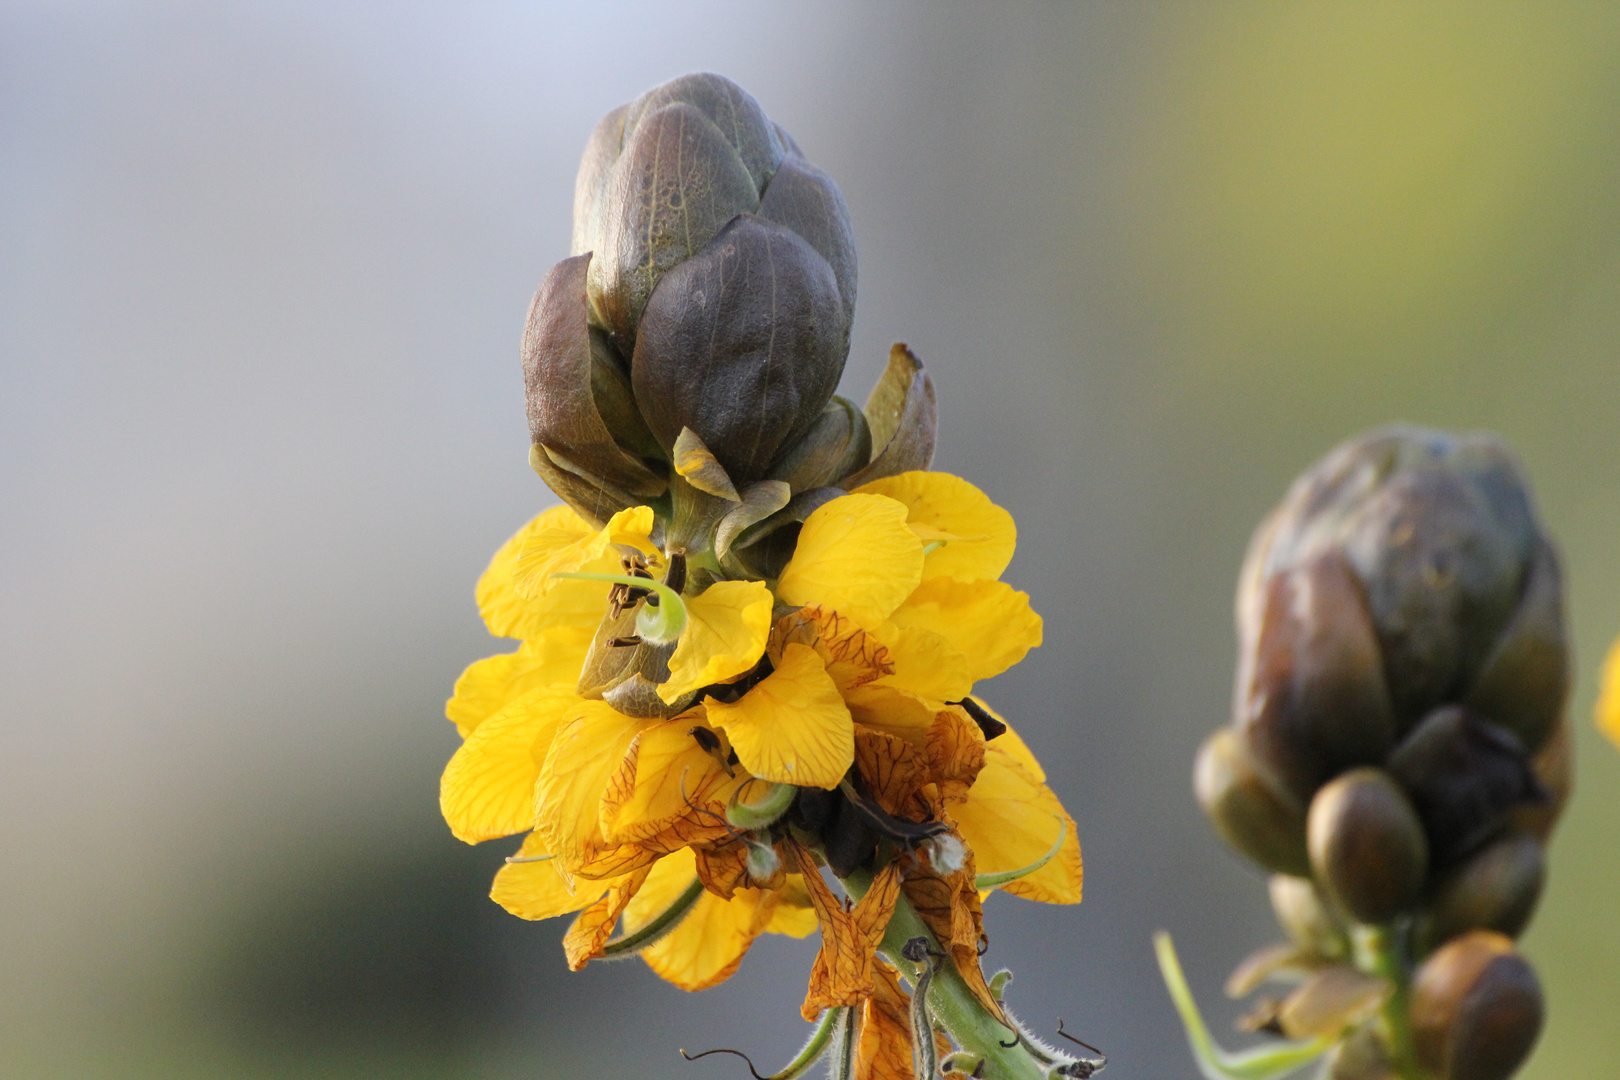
[853,472,1016,584]
[971,698,1046,782]
[445,628,593,738]
[764,877,819,937]
[956,746,1083,905]
[534,700,650,869]
[440,686,578,844]
[707,643,854,789]
[889,578,1043,686]
[625,848,786,992]
[777,494,925,627]
[490,832,611,920]
[660,580,773,702]
[843,684,942,749]
[1598,635,1620,748]
[476,505,657,642]
[602,713,749,851]
[871,620,973,703]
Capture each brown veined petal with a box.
[797,851,904,1021]
[706,643,854,789]
[772,606,895,691]
[534,699,651,871]
[852,472,1016,584]
[441,686,581,844]
[445,627,593,738]
[925,706,987,805]
[563,862,653,970]
[853,725,932,819]
[856,960,921,1080]
[490,831,611,921]
[954,746,1083,905]
[889,578,1043,685]
[776,494,925,628]
[601,712,750,853]
[901,847,1006,1024]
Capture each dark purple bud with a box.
[1416,831,1545,954]
[1385,705,1543,869]
[632,214,847,484]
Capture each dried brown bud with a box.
[1323,1023,1396,1080]
[1510,718,1573,843]
[1194,728,1310,877]
[1307,767,1428,924]
[1410,931,1543,1080]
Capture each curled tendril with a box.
[1055,1019,1106,1061]
[680,1048,770,1080]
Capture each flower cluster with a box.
[1166,426,1569,1080]
[443,73,1086,1079]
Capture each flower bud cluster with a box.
[1195,426,1569,1080]
[522,73,934,570]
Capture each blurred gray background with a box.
[3,3,1618,1077]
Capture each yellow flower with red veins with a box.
[440,470,1082,1023]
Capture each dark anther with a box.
[609,635,643,648]
[900,937,939,965]
[679,1047,769,1080]
[644,593,659,607]
[690,727,722,754]
[838,778,950,845]
[703,656,775,704]
[665,551,688,595]
[952,697,1007,741]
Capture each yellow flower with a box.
[1598,635,1620,748]
[440,470,1079,1000]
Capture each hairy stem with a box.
[842,869,1048,1080]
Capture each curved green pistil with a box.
[727,779,797,829]
[550,571,688,644]
[599,877,704,959]
[974,816,1066,890]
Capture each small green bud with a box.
[1194,728,1310,877]
[1415,831,1545,954]
[1410,931,1543,1080]
[1307,767,1427,925]
[1268,874,1348,960]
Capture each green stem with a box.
[598,878,703,959]
[1351,925,1422,1080]
[842,869,1048,1080]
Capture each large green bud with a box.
[523,74,935,549]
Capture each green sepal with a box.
[549,570,688,644]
